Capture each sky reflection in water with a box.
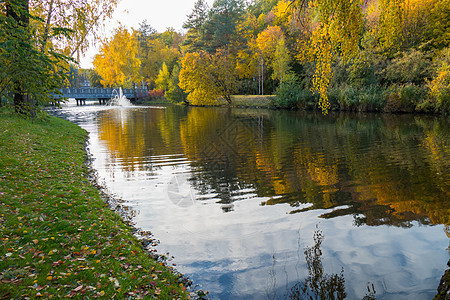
[52,102,449,299]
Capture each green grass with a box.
[0,107,188,299]
[219,95,275,108]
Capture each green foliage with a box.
[0,1,73,116]
[327,85,385,112]
[165,65,187,103]
[184,0,210,30]
[179,50,237,105]
[384,49,433,85]
[384,84,428,112]
[426,0,450,50]
[273,72,314,109]
[418,48,450,113]
[348,36,380,87]
[200,0,246,54]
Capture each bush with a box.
[384,84,427,113]
[273,73,303,109]
[330,84,385,112]
[337,85,360,111]
[358,86,385,112]
[384,49,433,85]
[148,89,165,100]
[418,48,450,114]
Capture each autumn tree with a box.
[93,26,142,88]
[256,25,291,82]
[179,50,237,105]
[165,64,187,103]
[30,0,118,59]
[272,37,291,81]
[426,0,450,49]
[0,0,73,115]
[295,0,364,113]
[138,27,182,89]
[248,0,279,16]
[0,0,117,115]
[234,11,265,91]
[155,62,170,92]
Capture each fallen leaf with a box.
[72,285,83,292]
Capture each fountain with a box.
[109,88,133,106]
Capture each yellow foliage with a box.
[179,52,220,105]
[295,0,363,113]
[93,26,142,88]
[141,36,181,86]
[30,0,119,60]
[155,62,170,92]
[179,50,237,105]
[272,0,292,27]
[256,26,284,60]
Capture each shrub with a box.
[384,84,427,113]
[273,73,303,109]
[165,65,188,104]
[148,89,165,100]
[358,86,385,112]
[384,49,433,85]
[331,84,385,112]
[418,48,450,114]
[337,85,359,111]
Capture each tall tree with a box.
[201,0,247,54]
[5,0,31,114]
[182,0,210,53]
[1,0,72,115]
[165,64,187,103]
[272,36,291,81]
[30,0,118,59]
[295,0,364,113]
[93,27,142,88]
[155,62,170,92]
[179,49,237,105]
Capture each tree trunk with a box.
[41,0,54,53]
[7,0,32,115]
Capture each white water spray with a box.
[109,88,133,106]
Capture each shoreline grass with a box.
[0,107,188,299]
[223,95,275,108]
[137,95,275,108]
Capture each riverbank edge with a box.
[434,260,450,300]
[138,95,448,114]
[0,107,190,299]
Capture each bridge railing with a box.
[54,88,148,100]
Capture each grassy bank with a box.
[220,95,275,108]
[136,95,274,109]
[0,108,188,299]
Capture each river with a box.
[50,102,449,299]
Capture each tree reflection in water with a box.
[289,229,377,300]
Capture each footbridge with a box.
[55,88,148,105]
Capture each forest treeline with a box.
[87,0,450,113]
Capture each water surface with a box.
[52,103,449,299]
